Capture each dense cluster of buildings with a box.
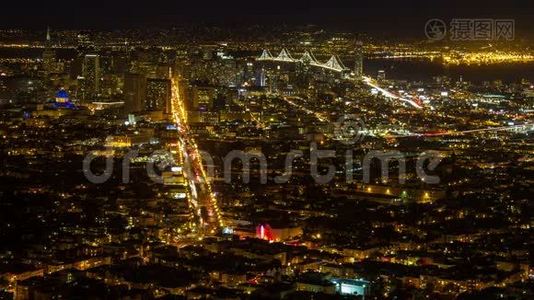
[0,26,532,299]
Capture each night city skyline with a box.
[0,1,533,300]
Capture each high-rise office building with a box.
[82,54,101,98]
[377,70,386,82]
[192,85,216,111]
[145,78,171,113]
[155,65,171,79]
[42,27,56,74]
[123,73,146,113]
[354,42,364,78]
[255,68,267,87]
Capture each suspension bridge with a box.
[257,49,349,73]
[256,49,424,109]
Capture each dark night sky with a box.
[0,0,532,35]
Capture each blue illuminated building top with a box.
[53,89,76,109]
[56,89,69,99]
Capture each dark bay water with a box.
[365,58,534,84]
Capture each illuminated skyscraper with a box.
[82,54,101,99]
[256,68,266,87]
[354,41,363,78]
[377,70,386,82]
[123,73,146,113]
[145,78,171,113]
[192,85,216,111]
[42,27,56,74]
